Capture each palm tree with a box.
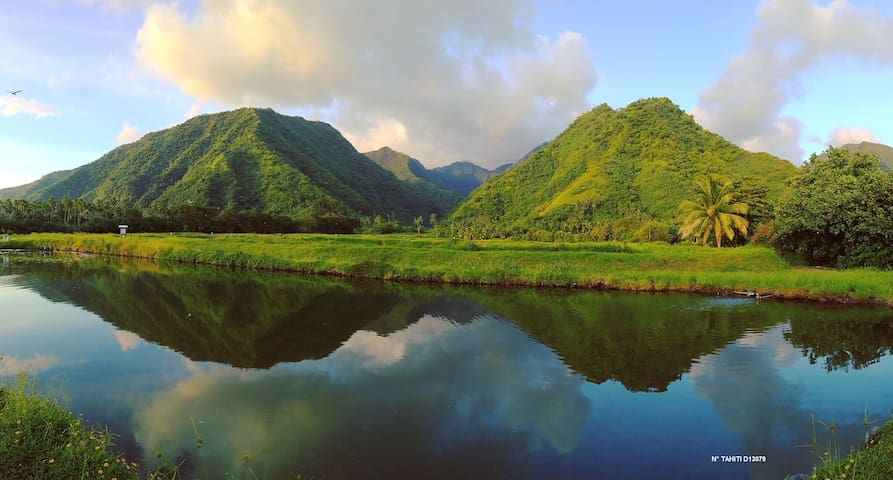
[678,174,749,247]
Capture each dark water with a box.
[1,253,892,480]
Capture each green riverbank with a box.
[3,232,893,305]
[809,418,893,480]
[0,376,142,480]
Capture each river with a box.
[1,252,891,479]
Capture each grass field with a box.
[4,232,893,305]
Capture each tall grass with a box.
[0,374,140,480]
[804,415,893,480]
[5,232,893,304]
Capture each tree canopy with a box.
[774,146,893,268]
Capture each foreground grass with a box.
[0,375,140,480]
[4,232,893,305]
[809,419,893,480]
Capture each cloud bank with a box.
[115,122,142,144]
[693,0,893,162]
[134,0,596,167]
[827,126,878,146]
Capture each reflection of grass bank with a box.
[0,375,140,480]
[808,418,893,480]
[6,232,893,305]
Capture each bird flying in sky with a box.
[8,90,21,95]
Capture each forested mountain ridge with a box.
[364,146,512,198]
[362,147,463,209]
[0,170,73,200]
[429,161,512,196]
[0,108,454,222]
[448,97,798,240]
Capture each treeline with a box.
[0,198,439,235]
[0,198,363,234]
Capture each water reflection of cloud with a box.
[112,329,142,352]
[689,326,826,479]
[133,315,591,479]
[0,353,63,375]
[734,326,800,368]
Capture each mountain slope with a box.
[449,97,797,240]
[362,147,463,210]
[0,170,73,200]
[0,109,456,222]
[363,146,511,198]
[822,142,893,171]
[428,161,511,196]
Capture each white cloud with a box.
[0,96,59,118]
[342,117,409,154]
[115,122,142,144]
[71,0,155,14]
[0,353,63,375]
[827,126,878,146]
[112,329,143,351]
[134,0,597,167]
[693,0,893,163]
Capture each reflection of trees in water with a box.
[784,311,893,371]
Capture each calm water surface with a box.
[1,253,892,480]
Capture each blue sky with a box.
[1,0,892,188]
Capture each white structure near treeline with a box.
[2,234,8,242]
[118,225,128,236]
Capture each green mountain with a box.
[429,161,511,196]
[363,146,511,198]
[821,142,893,171]
[515,142,548,165]
[448,97,797,240]
[0,170,72,200]
[0,108,454,221]
[362,147,463,210]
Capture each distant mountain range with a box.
[0,108,461,221]
[363,146,512,197]
[822,141,893,171]
[449,97,798,239]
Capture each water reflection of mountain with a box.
[5,254,892,392]
[480,290,893,391]
[4,256,424,367]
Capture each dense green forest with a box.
[0,197,359,233]
[0,108,455,224]
[447,97,797,241]
[821,141,893,171]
